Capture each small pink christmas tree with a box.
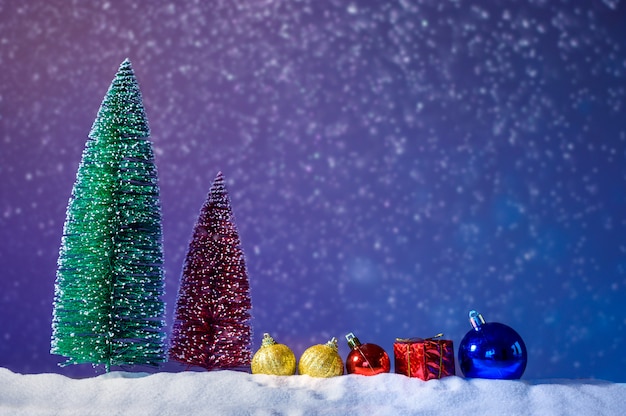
[169,172,252,370]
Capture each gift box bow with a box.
[395,333,445,343]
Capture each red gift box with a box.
[394,334,455,380]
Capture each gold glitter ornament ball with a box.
[298,337,344,378]
[251,333,297,376]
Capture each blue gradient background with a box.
[1,0,625,380]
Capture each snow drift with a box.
[1,367,625,415]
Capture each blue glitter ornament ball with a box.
[458,310,528,379]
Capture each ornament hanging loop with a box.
[345,332,361,349]
[469,310,486,331]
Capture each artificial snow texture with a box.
[0,368,624,416]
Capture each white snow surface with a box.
[1,368,625,416]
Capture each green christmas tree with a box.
[51,59,166,371]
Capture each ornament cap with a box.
[261,333,276,347]
[326,337,339,351]
[469,310,486,331]
[345,332,362,349]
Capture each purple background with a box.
[1,0,625,380]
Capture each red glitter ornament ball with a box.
[345,333,391,376]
